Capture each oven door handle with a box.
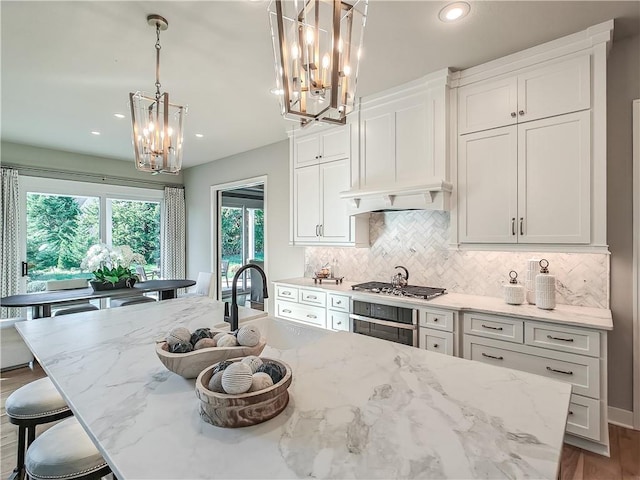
[349,314,417,330]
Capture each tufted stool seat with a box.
[25,417,111,480]
[5,377,73,480]
[110,296,156,308]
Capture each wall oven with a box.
[350,300,418,347]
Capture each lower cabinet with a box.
[463,312,608,455]
[274,284,351,332]
[418,307,457,356]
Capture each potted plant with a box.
[82,244,145,291]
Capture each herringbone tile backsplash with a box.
[305,211,609,308]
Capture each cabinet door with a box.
[360,104,395,188]
[293,165,321,242]
[458,76,517,134]
[319,159,351,242]
[294,135,320,167]
[517,111,590,243]
[458,126,518,243]
[320,126,350,163]
[518,54,591,124]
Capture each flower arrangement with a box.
[81,244,145,287]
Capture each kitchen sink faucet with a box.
[224,264,269,332]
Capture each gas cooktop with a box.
[351,282,446,300]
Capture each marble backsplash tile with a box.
[305,210,610,308]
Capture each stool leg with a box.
[8,425,26,480]
[26,426,36,449]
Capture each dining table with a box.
[0,279,196,318]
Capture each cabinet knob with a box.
[433,318,438,322]
[336,300,341,305]
[510,112,517,118]
[518,110,525,116]
[337,321,342,325]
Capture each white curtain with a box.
[1,168,20,318]
[161,186,186,280]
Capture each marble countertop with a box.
[16,297,571,479]
[274,278,613,330]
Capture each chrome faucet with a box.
[224,264,269,332]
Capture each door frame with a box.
[633,99,639,429]
[210,175,267,308]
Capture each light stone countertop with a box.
[16,297,571,479]
[274,278,613,330]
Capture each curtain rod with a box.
[2,164,184,190]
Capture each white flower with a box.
[81,244,145,272]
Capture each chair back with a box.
[221,261,229,275]
[135,266,148,282]
[194,272,214,297]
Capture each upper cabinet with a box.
[452,20,612,251]
[294,127,351,167]
[458,54,591,135]
[341,69,453,214]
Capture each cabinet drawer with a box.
[464,313,524,343]
[276,300,326,328]
[276,285,299,301]
[419,329,454,356]
[329,311,349,331]
[464,336,599,398]
[525,323,600,357]
[328,293,350,313]
[566,394,601,441]
[300,289,326,307]
[418,308,454,332]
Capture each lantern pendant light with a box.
[268,0,368,127]
[129,14,185,175]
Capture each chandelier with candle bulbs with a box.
[129,14,185,175]
[269,0,368,127]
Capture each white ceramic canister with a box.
[503,270,525,305]
[525,258,539,304]
[535,259,556,310]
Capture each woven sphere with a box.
[190,328,212,346]
[212,360,233,375]
[207,371,225,393]
[169,342,193,354]
[212,332,227,343]
[256,362,285,384]
[216,334,238,348]
[221,363,253,394]
[248,372,274,392]
[194,338,217,350]
[241,355,263,373]
[166,327,191,347]
[237,325,261,347]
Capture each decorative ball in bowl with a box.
[195,357,292,428]
[155,325,266,379]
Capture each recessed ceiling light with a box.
[91,131,101,136]
[195,133,204,138]
[438,2,470,22]
[114,113,125,119]
[270,88,284,96]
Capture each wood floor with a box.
[1,364,639,480]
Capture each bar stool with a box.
[110,296,156,307]
[5,377,73,480]
[25,417,111,480]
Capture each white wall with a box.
[182,140,304,313]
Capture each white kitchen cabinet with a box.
[293,125,351,167]
[463,312,609,454]
[458,53,591,135]
[458,111,591,244]
[418,307,457,356]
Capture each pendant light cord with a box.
[155,23,162,101]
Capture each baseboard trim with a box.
[608,406,635,429]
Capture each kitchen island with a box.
[16,296,571,479]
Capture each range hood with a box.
[340,179,452,216]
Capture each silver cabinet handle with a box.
[307,314,317,319]
[283,309,292,313]
[519,110,525,116]
[315,225,319,236]
[307,295,317,300]
[335,300,342,305]
[433,343,439,348]
[546,366,573,375]
[547,334,574,342]
[282,291,291,296]
[433,318,439,322]
[510,112,517,118]
[511,218,516,236]
[482,352,504,360]
[481,324,503,331]
[519,217,524,236]
[336,321,342,325]
[319,224,324,236]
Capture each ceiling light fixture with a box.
[268,0,368,127]
[129,14,186,175]
[438,2,470,22]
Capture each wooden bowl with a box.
[155,336,266,379]
[195,358,292,428]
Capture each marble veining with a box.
[306,210,610,308]
[16,298,571,479]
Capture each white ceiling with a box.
[2,1,639,169]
